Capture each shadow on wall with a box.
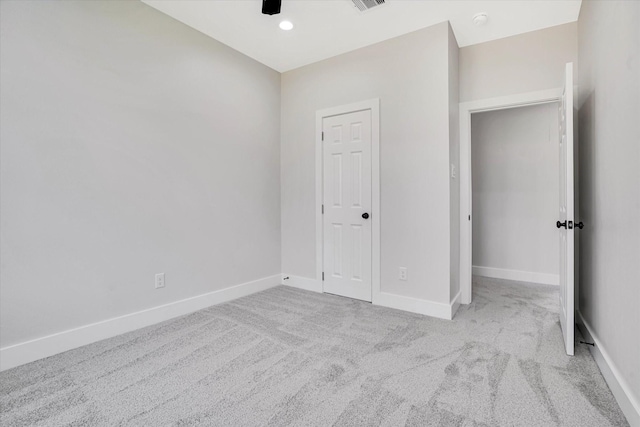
[577,90,595,311]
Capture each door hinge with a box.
[322,204,324,214]
[468,215,471,221]
[321,132,324,141]
[322,272,324,281]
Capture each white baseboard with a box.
[450,290,462,319]
[577,311,640,427]
[283,275,458,320]
[472,266,559,286]
[0,274,281,372]
[281,274,322,293]
[374,292,454,320]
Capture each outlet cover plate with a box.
[155,273,165,289]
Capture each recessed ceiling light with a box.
[473,12,488,26]
[279,20,294,31]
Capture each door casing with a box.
[316,99,380,303]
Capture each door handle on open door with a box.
[362,213,370,219]
[576,221,584,229]
[556,220,567,229]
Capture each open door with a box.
[557,62,575,356]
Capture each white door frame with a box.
[316,99,380,302]
[459,89,562,304]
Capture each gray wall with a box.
[577,0,640,414]
[281,23,454,304]
[0,0,281,348]
[471,104,560,278]
[448,23,460,300]
[460,23,577,102]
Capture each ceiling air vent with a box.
[351,0,386,12]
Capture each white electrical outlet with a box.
[155,273,165,289]
[399,267,408,281]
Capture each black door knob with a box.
[362,213,370,219]
[556,220,567,229]
[576,221,584,229]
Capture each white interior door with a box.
[558,62,575,356]
[322,110,372,302]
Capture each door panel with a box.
[323,110,372,302]
[558,62,575,356]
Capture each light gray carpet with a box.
[0,277,629,426]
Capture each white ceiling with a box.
[142,0,581,72]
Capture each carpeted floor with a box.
[0,277,629,426]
